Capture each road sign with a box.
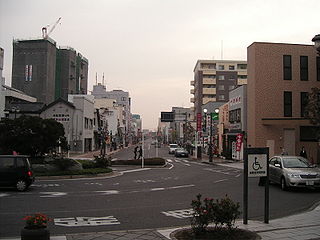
[248,154,267,177]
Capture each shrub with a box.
[52,157,76,170]
[94,155,111,168]
[190,194,241,235]
[191,194,214,235]
[213,195,241,229]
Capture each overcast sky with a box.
[0,0,319,130]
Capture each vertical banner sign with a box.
[236,133,243,152]
[197,113,202,132]
[28,65,32,81]
[25,65,29,81]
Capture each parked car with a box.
[260,156,320,190]
[174,148,189,158]
[168,144,179,154]
[0,155,35,191]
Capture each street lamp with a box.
[312,34,320,54]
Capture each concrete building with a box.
[12,38,57,104]
[247,42,320,163]
[11,38,88,104]
[191,59,247,118]
[55,47,89,99]
[0,47,5,119]
[225,85,247,160]
[92,83,131,145]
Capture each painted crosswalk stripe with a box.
[162,209,194,219]
[54,216,120,227]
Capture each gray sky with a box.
[0,0,319,130]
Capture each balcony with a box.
[202,88,216,95]
[190,97,195,103]
[203,97,216,104]
[190,80,195,86]
[190,89,195,94]
[203,78,216,85]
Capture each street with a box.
[1,141,320,238]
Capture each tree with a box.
[0,116,65,156]
[305,87,320,126]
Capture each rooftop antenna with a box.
[102,72,105,86]
[95,72,98,85]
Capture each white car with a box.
[168,144,179,154]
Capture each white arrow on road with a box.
[40,192,67,198]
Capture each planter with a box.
[21,227,50,240]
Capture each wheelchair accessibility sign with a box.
[248,154,267,177]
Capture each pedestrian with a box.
[300,146,307,159]
[138,146,143,159]
[134,146,138,159]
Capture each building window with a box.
[300,56,308,81]
[218,75,225,80]
[237,64,247,69]
[300,126,320,142]
[283,55,292,80]
[229,109,241,123]
[317,57,320,81]
[284,91,292,117]
[218,95,225,100]
[218,85,225,90]
[300,92,308,117]
[218,65,225,70]
[229,65,235,70]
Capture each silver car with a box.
[269,156,320,190]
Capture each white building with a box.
[41,95,95,153]
[92,83,132,145]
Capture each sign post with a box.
[243,147,269,224]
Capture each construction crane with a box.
[42,17,62,39]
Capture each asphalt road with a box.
[1,140,320,238]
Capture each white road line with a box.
[151,188,165,191]
[40,192,67,198]
[168,163,174,169]
[168,184,195,189]
[0,193,10,198]
[95,190,120,195]
[166,159,173,163]
[214,179,227,183]
[121,168,151,174]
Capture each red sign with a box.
[236,133,243,152]
[197,113,202,132]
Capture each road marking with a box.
[40,192,67,198]
[174,159,190,166]
[168,184,195,190]
[96,190,119,195]
[151,188,165,191]
[85,182,103,186]
[0,193,10,197]
[33,184,60,188]
[54,216,120,227]
[121,168,151,174]
[166,159,173,163]
[214,179,227,183]
[162,209,193,219]
[135,179,156,183]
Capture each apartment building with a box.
[247,42,320,163]
[191,60,247,118]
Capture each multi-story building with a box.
[247,42,320,163]
[191,60,247,118]
[11,38,88,104]
[12,38,57,104]
[0,47,5,119]
[92,83,131,145]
